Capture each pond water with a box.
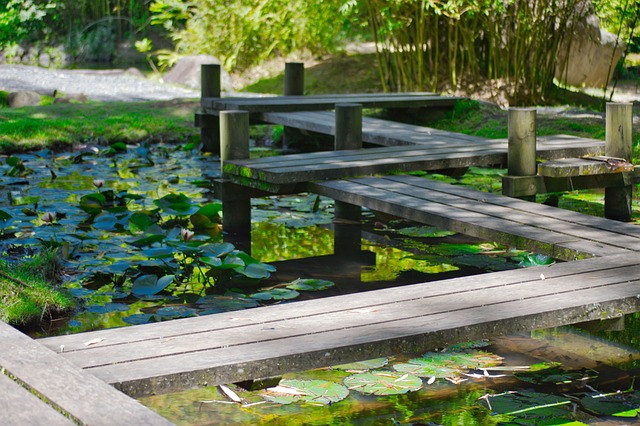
[0,142,551,337]
[2,141,639,424]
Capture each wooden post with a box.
[604,102,633,221]
[284,62,304,96]
[200,64,221,153]
[334,103,362,221]
[220,110,251,236]
[503,108,537,200]
[282,62,304,151]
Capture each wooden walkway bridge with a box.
[2,64,637,421]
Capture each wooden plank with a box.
[0,374,73,426]
[39,254,640,397]
[383,175,640,244]
[203,93,460,113]
[539,157,634,177]
[0,322,172,425]
[310,177,633,258]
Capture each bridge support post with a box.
[220,110,251,238]
[604,102,633,221]
[282,62,305,152]
[502,108,537,200]
[199,64,221,154]
[334,103,363,222]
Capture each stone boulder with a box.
[7,91,41,107]
[163,55,233,93]
[555,3,625,88]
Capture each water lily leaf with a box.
[263,379,349,405]
[130,234,166,248]
[393,351,502,379]
[129,212,157,233]
[122,314,159,325]
[131,274,174,297]
[250,288,299,301]
[154,193,198,215]
[517,253,556,267]
[286,278,334,291]
[393,360,459,379]
[580,390,640,417]
[445,340,491,352]
[92,213,122,231]
[195,295,259,313]
[397,226,456,238]
[344,371,423,395]
[155,306,197,319]
[85,303,130,314]
[199,256,222,268]
[242,262,276,279]
[201,242,235,258]
[0,209,12,222]
[101,260,132,274]
[142,246,176,259]
[68,288,94,297]
[79,193,106,215]
[190,213,219,230]
[516,366,597,385]
[332,358,388,371]
[480,391,573,420]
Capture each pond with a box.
[139,315,640,425]
[0,142,552,337]
[3,141,638,425]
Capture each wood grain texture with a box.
[0,322,172,425]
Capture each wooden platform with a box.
[310,175,640,260]
[223,134,604,191]
[202,92,460,114]
[39,253,640,398]
[0,321,171,425]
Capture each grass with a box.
[0,98,199,154]
[0,250,75,327]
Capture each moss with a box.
[0,250,75,327]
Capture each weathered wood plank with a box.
[0,322,172,425]
[311,177,632,258]
[539,157,634,177]
[0,374,73,426]
[202,93,459,113]
[42,255,640,397]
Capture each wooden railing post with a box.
[604,102,633,221]
[282,62,304,151]
[502,108,538,200]
[334,103,363,222]
[199,64,221,153]
[220,110,251,236]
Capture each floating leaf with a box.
[142,246,176,259]
[263,379,349,405]
[516,366,597,385]
[84,303,130,314]
[154,193,199,215]
[344,371,423,395]
[517,253,556,267]
[196,295,259,313]
[201,242,235,258]
[0,209,12,222]
[130,234,166,248]
[332,358,388,372]
[480,391,573,420]
[286,278,334,291]
[155,306,197,319]
[393,351,502,379]
[580,390,640,417]
[123,314,158,325]
[79,193,106,215]
[131,274,174,297]
[250,288,299,301]
[129,212,157,233]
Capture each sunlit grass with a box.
[0,250,75,326]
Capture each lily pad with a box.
[250,288,300,301]
[122,313,159,325]
[131,274,174,297]
[196,295,259,313]
[580,390,640,417]
[332,357,389,372]
[393,350,502,379]
[343,371,423,395]
[84,303,130,314]
[263,379,349,405]
[286,278,335,291]
[155,306,197,319]
[480,391,574,421]
[516,366,598,385]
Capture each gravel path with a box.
[0,64,199,101]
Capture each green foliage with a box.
[149,0,348,70]
[0,0,55,48]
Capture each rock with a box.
[53,92,89,104]
[7,91,41,107]
[555,2,625,88]
[125,67,146,78]
[163,55,233,93]
[38,53,51,68]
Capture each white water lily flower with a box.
[93,179,105,189]
[41,211,56,223]
[181,228,195,241]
